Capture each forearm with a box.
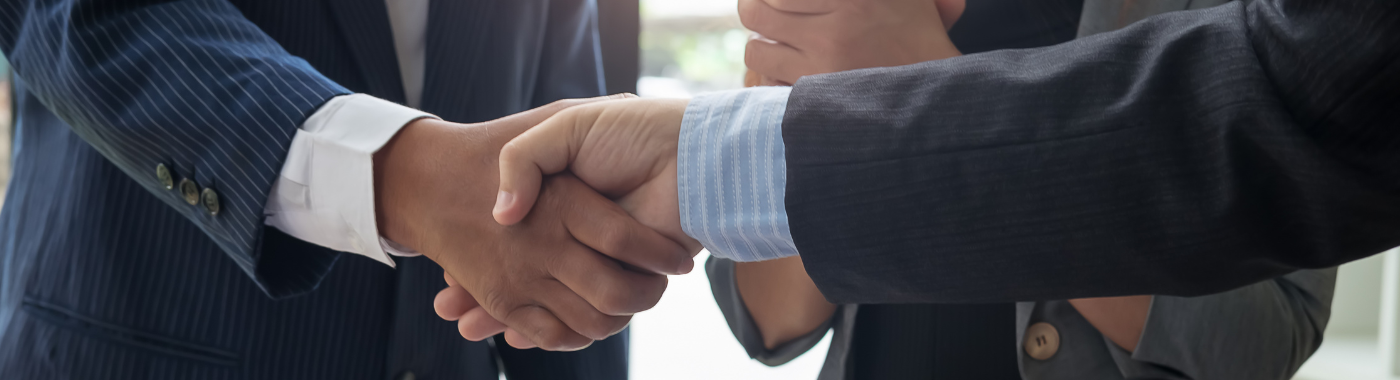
[1117,269,1337,379]
[1068,296,1151,352]
[735,256,838,350]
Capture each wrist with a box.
[372,117,527,257]
[374,118,443,253]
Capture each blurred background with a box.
[635,0,747,98]
[624,1,832,379]
[0,1,1394,379]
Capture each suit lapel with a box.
[327,0,407,104]
[419,0,495,121]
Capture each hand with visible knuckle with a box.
[430,96,697,350]
[740,0,963,85]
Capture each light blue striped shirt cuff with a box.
[677,87,798,262]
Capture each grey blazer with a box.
[709,257,1334,380]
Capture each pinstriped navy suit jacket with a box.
[0,0,625,379]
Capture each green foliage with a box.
[640,15,747,94]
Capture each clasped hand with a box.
[429,97,697,350]
[429,0,965,351]
[376,95,697,351]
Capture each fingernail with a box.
[676,256,695,275]
[493,191,514,217]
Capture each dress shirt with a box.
[678,87,800,262]
[264,0,429,266]
[266,0,797,266]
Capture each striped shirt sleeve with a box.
[677,87,799,262]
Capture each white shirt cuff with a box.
[264,94,433,267]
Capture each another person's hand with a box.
[741,0,965,85]
[376,97,694,351]
[491,98,697,255]
[472,98,699,350]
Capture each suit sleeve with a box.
[1105,268,1337,379]
[781,0,1400,303]
[0,0,350,298]
[705,256,840,366]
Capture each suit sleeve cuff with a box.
[265,94,434,267]
[677,86,800,262]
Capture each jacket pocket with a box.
[21,296,239,367]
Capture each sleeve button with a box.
[201,188,220,216]
[179,179,200,205]
[1023,322,1061,360]
[156,164,174,190]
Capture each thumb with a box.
[491,94,635,225]
[493,103,600,225]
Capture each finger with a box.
[935,0,967,29]
[443,271,459,287]
[484,93,634,135]
[494,104,604,226]
[547,175,693,275]
[759,75,792,87]
[548,241,670,317]
[537,281,633,341]
[738,0,824,44]
[504,328,538,350]
[501,305,595,351]
[746,37,816,85]
[551,250,669,317]
[744,69,762,87]
[434,283,478,320]
[761,0,838,13]
[458,307,508,341]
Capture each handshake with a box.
[373,0,965,351]
[374,95,702,351]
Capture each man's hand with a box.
[742,0,965,84]
[375,97,694,351]
[492,98,698,256]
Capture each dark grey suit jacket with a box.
[782,0,1400,304]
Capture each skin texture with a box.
[740,0,965,85]
[741,0,1151,353]
[478,98,701,350]
[375,96,695,351]
[449,0,1149,352]
[736,0,966,350]
[1069,296,1153,352]
[478,97,1152,356]
[745,0,966,86]
[735,257,837,350]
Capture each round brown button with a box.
[1024,322,1061,360]
[201,188,220,216]
[178,178,200,205]
[156,164,174,190]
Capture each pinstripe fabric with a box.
[0,0,625,378]
[677,87,797,262]
[780,0,1400,304]
[0,0,349,297]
